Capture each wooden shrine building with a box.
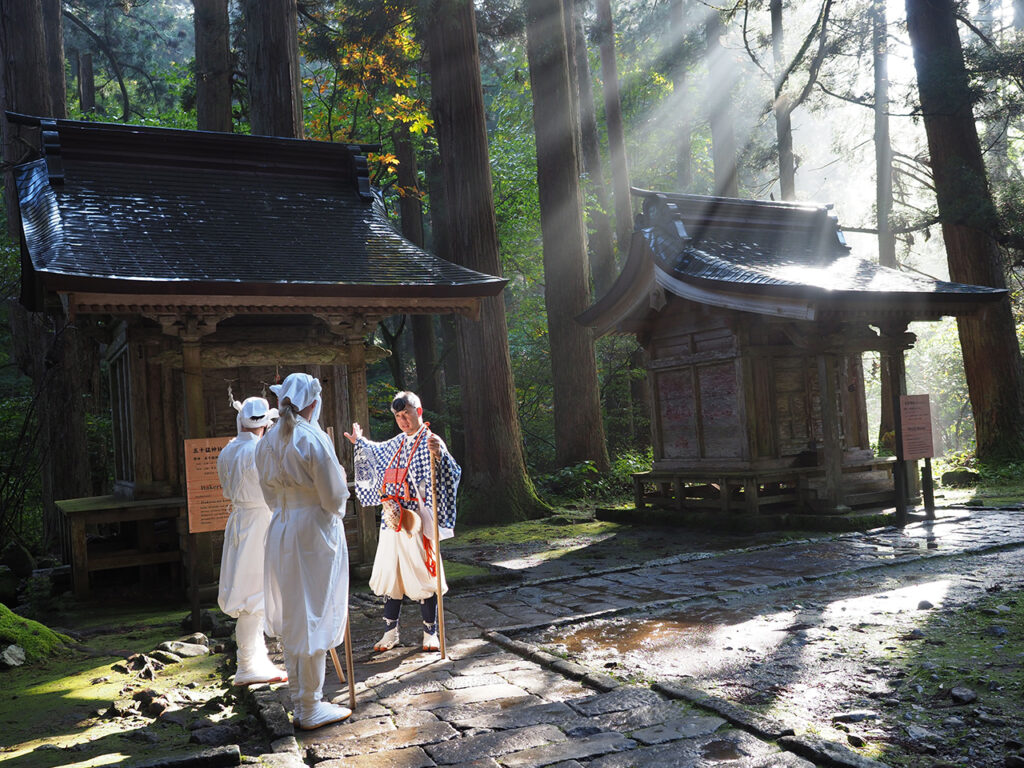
[580,191,1003,517]
[12,115,505,597]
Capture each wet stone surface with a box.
[232,505,1024,767]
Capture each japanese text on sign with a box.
[185,437,232,533]
[900,394,934,460]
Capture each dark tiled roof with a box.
[14,117,505,299]
[639,190,1004,301]
[579,190,1005,335]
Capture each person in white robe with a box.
[217,396,287,687]
[345,391,461,652]
[255,373,351,730]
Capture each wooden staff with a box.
[328,611,357,710]
[430,450,447,659]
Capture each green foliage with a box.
[535,448,651,501]
[64,0,196,124]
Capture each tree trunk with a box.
[244,0,303,138]
[78,52,96,113]
[393,125,447,435]
[706,11,739,197]
[571,2,616,296]
[671,0,693,192]
[525,0,610,471]
[872,0,898,451]
[194,0,233,132]
[41,0,65,120]
[594,0,633,253]
[2,1,94,553]
[771,0,795,200]
[906,0,1024,460]
[422,0,548,521]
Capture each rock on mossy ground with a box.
[0,603,71,662]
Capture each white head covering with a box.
[232,396,276,434]
[270,373,323,426]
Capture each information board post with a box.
[184,437,232,631]
[900,394,936,521]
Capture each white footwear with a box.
[295,700,352,730]
[374,625,400,651]
[292,650,351,730]
[234,654,287,686]
[421,630,440,652]
[233,612,288,686]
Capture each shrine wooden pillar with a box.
[345,331,376,566]
[880,322,914,525]
[817,352,849,514]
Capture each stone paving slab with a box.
[442,701,577,730]
[498,731,637,768]
[379,682,531,710]
[305,720,458,761]
[426,723,568,765]
[315,745,435,768]
[567,686,666,717]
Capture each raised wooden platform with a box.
[55,495,186,598]
[633,459,897,515]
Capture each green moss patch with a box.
[0,603,72,662]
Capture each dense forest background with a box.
[2,0,1024,553]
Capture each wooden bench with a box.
[55,495,186,598]
[633,468,817,514]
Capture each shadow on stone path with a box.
[249,505,1023,768]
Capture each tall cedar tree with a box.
[872,0,898,449]
[706,10,739,197]
[594,0,632,253]
[244,0,303,137]
[392,125,445,436]
[905,0,1024,459]
[193,0,232,132]
[2,1,94,549]
[568,0,617,297]
[421,0,548,521]
[524,0,610,471]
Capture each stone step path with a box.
[459,506,1024,634]
[253,506,1022,768]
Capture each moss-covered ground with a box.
[0,605,245,768]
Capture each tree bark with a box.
[525,0,610,471]
[906,0,1024,460]
[194,0,233,132]
[394,125,447,435]
[771,0,795,200]
[671,0,693,192]
[2,1,94,552]
[78,52,96,113]
[244,0,303,138]
[422,0,547,521]
[594,0,633,253]
[41,0,65,120]
[570,2,616,296]
[872,0,897,450]
[706,11,739,197]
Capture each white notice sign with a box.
[900,394,934,460]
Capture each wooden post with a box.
[921,458,935,519]
[817,353,848,513]
[182,335,208,631]
[881,323,911,526]
[430,452,447,659]
[346,334,376,565]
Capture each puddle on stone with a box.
[701,738,745,760]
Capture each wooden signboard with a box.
[184,436,233,533]
[899,394,934,460]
